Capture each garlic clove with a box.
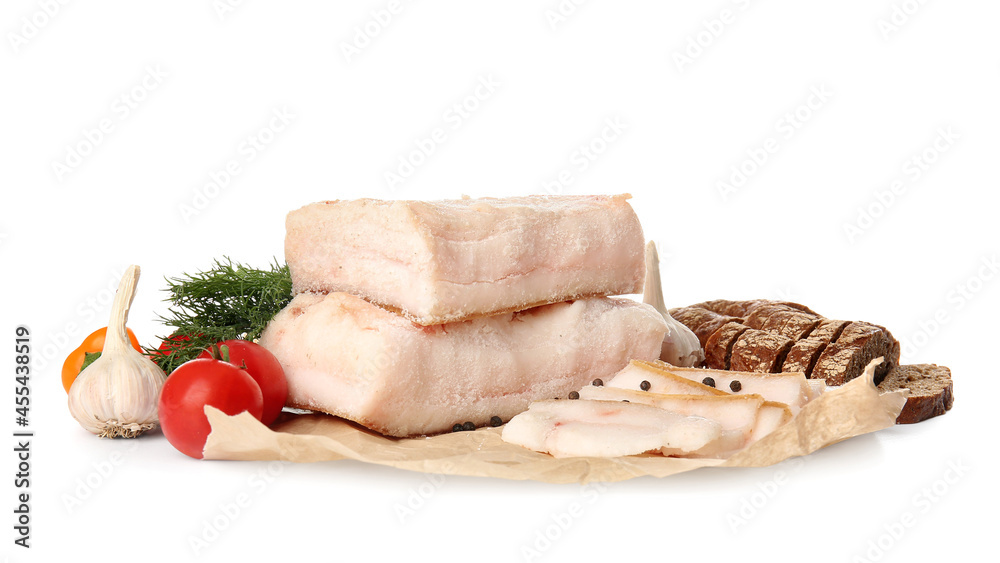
[643,241,705,367]
[68,265,167,438]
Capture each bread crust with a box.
[695,299,818,318]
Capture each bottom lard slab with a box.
[259,292,668,437]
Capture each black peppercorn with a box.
[462,421,475,431]
[490,416,503,427]
[730,380,742,392]
[702,376,716,388]
[452,424,463,432]
[639,380,651,391]
[568,391,580,400]
[592,378,604,387]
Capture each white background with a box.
[1,1,997,561]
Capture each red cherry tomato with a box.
[153,333,192,356]
[158,358,263,459]
[198,340,288,426]
[148,332,199,364]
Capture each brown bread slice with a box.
[803,319,850,344]
[729,328,795,373]
[704,321,751,370]
[878,364,953,424]
[696,315,742,350]
[669,306,741,348]
[667,306,709,331]
[781,338,827,376]
[811,322,899,386]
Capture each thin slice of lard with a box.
[577,387,765,457]
[501,399,722,458]
[643,361,817,413]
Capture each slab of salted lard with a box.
[259,292,667,437]
[284,195,645,325]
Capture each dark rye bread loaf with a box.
[672,299,899,385]
[878,364,954,424]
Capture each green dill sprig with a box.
[145,258,293,374]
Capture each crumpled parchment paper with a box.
[202,364,906,484]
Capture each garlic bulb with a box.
[643,241,705,367]
[68,265,166,438]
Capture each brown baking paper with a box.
[202,365,906,484]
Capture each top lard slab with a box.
[285,194,645,325]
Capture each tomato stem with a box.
[80,351,102,372]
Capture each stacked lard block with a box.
[260,195,668,437]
